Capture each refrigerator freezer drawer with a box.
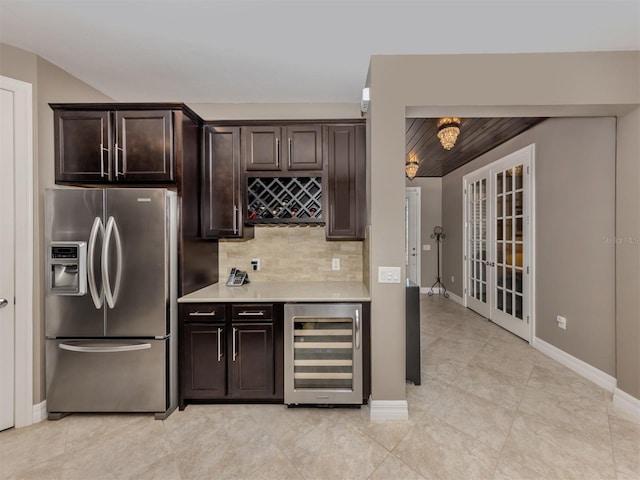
[46,338,168,413]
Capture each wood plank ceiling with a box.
[406,117,546,177]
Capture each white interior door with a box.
[405,187,421,285]
[0,87,16,431]
[464,145,534,342]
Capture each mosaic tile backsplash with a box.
[219,225,363,282]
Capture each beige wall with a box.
[368,51,639,404]
[405,177,442,288]
[1,43,113,403]
[616,107,640,398]
[441,117,617,375]
[219,226,363,282]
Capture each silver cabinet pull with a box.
[189,311,217,317]
[59,342,151,353]
[238,311,264,316]
[355,308,361,350]
[87,217,105,309]
[233,205,238,234]
[232,327,238,361]
[217,327,223,362]
[99,143,108,178]
[114,142,119,178]
[275,138,280,168]
[114,142,125,178]
[0,298,8,309]
[288,137,292,168]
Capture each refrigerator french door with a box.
[45,188,177,419]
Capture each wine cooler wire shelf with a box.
[247,177,322,222]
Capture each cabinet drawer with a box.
[231,304,273,320]
[181,304,226,322]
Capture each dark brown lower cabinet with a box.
[179,303,283,409]
[182,323,226,400]
[228,323,273,398]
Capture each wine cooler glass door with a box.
[285,303,362,405]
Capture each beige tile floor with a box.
[1,294,639,479]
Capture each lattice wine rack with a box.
[247,177,323,223]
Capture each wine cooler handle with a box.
[355,308,361,350]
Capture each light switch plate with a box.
[423,244,431,251]
[378,266,401,283]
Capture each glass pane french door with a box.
[491,160,530,341]
[465,171,490,318]
[464,145,533,342]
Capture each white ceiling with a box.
[1,0,639,103]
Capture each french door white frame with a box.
[462,144,536,343]
[0,76,34,428]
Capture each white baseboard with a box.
[447,291,464,305]
[533,338,617,392]
[420,287,464,305]
[369,400,409,420]
[32,400,47,423]
[613,388,640,422]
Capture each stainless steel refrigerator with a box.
[45,188,177,419]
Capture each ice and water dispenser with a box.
[48,241,87,295]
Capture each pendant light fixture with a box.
[405,153,420,180]
[437,117,461,150]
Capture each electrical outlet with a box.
[451,276,455,283]
[251,258,261,271]
[332,258,340,270]
[423,244,431,251]
[557,315,567,330]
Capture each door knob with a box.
[0,298,8,308]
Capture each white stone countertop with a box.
[178,281,371,303]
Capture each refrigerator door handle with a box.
[59,341,151,353]
[103,216,123,309]
[87,217,105,309]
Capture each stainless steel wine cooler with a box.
[284,303,363,405]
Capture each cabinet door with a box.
[229,323,274,399]
[54,110,112,183]
[284,125,322,171]
[325,125,366,239]
[202,126,242,237]
[114,110,173,182]
[242,126,281,171]
[182,323,226,399]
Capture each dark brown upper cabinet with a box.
[242,125,322,173]
[202,125,252,239]
[325,124,367,240]
[51,104,201,185]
